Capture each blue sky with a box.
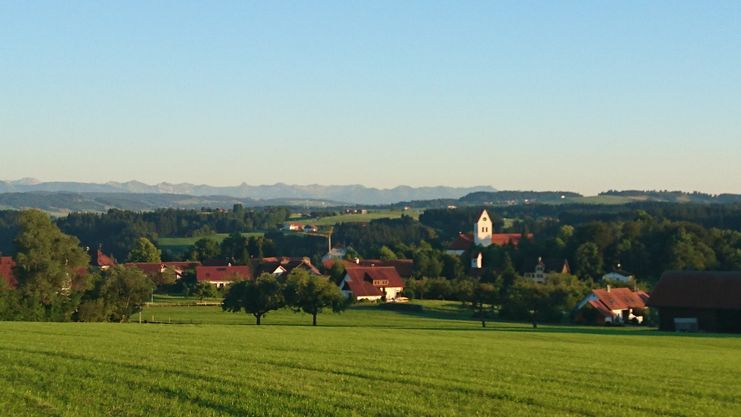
[1,1,740,194]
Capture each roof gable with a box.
[343,266,404,297]
[196,265,253,282]
[649,271,741,310]
[592,288,648,310]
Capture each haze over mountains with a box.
[0,179,496,206]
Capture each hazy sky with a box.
[1,1,740,194]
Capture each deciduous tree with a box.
[14,209,91,320]
[284,269,345,326]
[190,237,221,262]
[128,237,161,263]
[222,273,284,325]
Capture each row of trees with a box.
[189,233,277,264]
[54,206,290,261]
[222,269,346,326]
[405,271,593,326]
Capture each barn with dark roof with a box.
[649,271,741,333]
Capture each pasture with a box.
[0,301,739,417]
[298,209,421,226]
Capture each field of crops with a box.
[1,301,739,417]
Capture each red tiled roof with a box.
[196,265,253,283]
[592,288,648,311]
[355,259,414,278]
[96,250,116,267]
[587,299,614,317]
[448,232,474,251]
[649,271,741,310]
[323,259,415,278]
[447,232,533,250]
[163,262,200,270]
[0,256,17,288]
[283,259,321,275]
[256,257,320,275]
[124,261,201,277]
[490,233,533,246]
[342,266,404,297]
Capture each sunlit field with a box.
[1,301,739,417]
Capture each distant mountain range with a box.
[0,179,497,206]
[2,180,739,215]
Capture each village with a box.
[2,208,737,332]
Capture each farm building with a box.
[649,271,741,333]
[324,258,415,279]
[0,256,16,288]
[254,257,321,276]
[339,266,405,301]
[196,265,252,288]
[575,287,649,325]
[124,261,200,280]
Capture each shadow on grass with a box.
[138,302,741,338]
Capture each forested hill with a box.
[0,192,341,215]
[598,190,741,203]
[390,190,741,208]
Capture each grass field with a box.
[298,209,421,226]
[1,301,739,417]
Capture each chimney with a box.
[606,284,611,293]
[355,257,360,264]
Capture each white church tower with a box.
[474,209,493,247]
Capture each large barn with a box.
[649,271,741,333]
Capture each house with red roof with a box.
[575,287,649,325]
[339,266,405,301]
[0,256,17,288]
[94,249,116,270]
[323,258,415,279]
[196,265,252,288]
[255,257,321,276]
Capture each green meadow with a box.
[1,301,739,417]
[297,209,421,227]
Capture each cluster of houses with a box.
[1,206,739,333]
[443,209,741,332]
[91,248,412,303]
[282,223,319,233]
[92,250,324,289]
